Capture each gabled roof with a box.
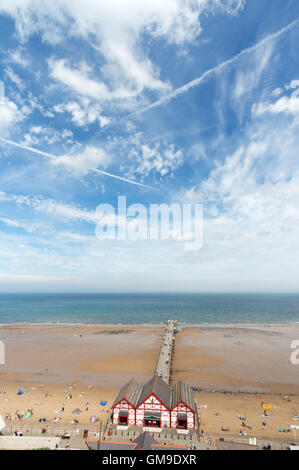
[112,375,196,412]
[171,381,196,411]
[137,374,171,409]
[112,378,143,408]
[133,432,159,450]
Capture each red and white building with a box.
[112,375,196,431]
[170,381,196,430]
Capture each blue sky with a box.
[0,0,298,293]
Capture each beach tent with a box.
[100,401,107,406]
[90,416,98,423]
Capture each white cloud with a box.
[133,143,184,179]
[1,1,245,103]
[0,190,97,223]
[210,0,246,16]
[174,77,299,290]
[0,81,25,136]
[54,99,110,128]
[49,58,169,106]
[0,217,36,233]
[233,42,274,101]
[286,79,299,90]
[6,47,31,67]
[52,145,111,175]
[126,19,298,119]
[20,125,74,148]
[30,125,43,134]
[253,79,299,117]
[49,59,112,100]
[116,132,184,180]
[5,67,25,91]
[1,137,153,188]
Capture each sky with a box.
[0,0,298,293]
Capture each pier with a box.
[155,319,177,384]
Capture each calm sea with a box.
[0,293,298,325]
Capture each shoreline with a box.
[0,321,299,327]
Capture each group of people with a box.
[2,384,111,434]
[4,408,33,422]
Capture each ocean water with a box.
[0,293,298,325]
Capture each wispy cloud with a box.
[125,18,299,119]
[0,138,155,190]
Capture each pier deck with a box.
[155,320,177,383]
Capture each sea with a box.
[0,293,298,325]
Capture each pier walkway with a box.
[155,320,177,384]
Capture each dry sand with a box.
[196,391,299,441]
[0,324,163,432]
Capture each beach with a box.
[172,324,299,393]
[172,324,299,442]
[0,324,163,432]
[0,323,298,442]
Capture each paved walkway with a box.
[155,320,177,384]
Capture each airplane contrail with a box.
[0,137,56,160]
[0,137,155,190]
[124,18,299,119]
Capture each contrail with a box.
[92,168,154,190]
[125,18,299,119]
[0,137,56,160]
[0,137,155,190]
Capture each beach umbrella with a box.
[25,412,32,418]
[90,416,98,423]
[100,401,107,406]
[17,390,24,395]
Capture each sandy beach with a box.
[196,391,299,442]
[172,324,299,393]
[171,324,299,441]
[0,324,163,432]
[0,323,298,441]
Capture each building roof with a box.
[171,381,196,411]
[112,378,143,408]
[112,375,196,412]
[133,432,159,450]
[137,375,171,409]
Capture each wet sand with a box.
[172,324,299,393]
